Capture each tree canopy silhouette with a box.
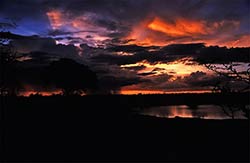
[48,58,98,95]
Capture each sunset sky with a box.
[0,0,249,95]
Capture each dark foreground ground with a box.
[1,95,249,162]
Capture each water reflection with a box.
[138,105,247,119]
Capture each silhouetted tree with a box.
[48,58,97,96]
[205,61,250,119]
[206,63,250,92]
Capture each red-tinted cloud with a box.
[126,16,249,47]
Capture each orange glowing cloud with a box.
[126,17,248,47]
[147,17,208,37]
[47,10,64,29]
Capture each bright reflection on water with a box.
[138,105,247,119]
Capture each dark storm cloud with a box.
[181,70,249,91]
[90,50,174,65]
[183,71,221,87]
[91,44,190,65]
[48,29,97,36]
[5,32,81,60]
[160,43,250,64]
[135,71,227,91]
[4,31,248,66]
[195,46,250,64]
[107,45,148,53]
[161,43,205,55]
[91,43,250,65]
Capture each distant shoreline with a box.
[2,92,249,106]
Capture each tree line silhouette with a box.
[0,56,98,96]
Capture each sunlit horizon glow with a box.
[18,90,63,97]
[120,89,212,95]
[18,89,212,96]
